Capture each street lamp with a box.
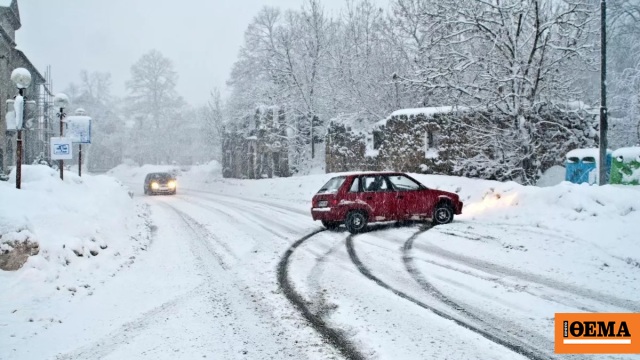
[10,67,32,190]
[54,93,69,180]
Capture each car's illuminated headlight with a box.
[151,182,159,190]
[168,180,176,189]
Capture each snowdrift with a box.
[0,165,150,295]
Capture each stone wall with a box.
[326,107,598,184]
[222,106,290,179]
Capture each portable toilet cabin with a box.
[565,148,612,184]
[610,147,640,185]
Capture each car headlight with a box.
[168,180,176,189]
[151,182,159,189]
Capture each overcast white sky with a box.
[15,0,384,106]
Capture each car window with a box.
[317,176,346,194]
[349,177,360,192]
[362,175,389,192]
[149,173,174,181]
[388,175,422,191]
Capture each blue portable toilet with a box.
[565,148,612,184]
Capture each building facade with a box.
[1,0,51,175]
[222,106,290,179]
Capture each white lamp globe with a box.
[11,68,32,89]
[54,93,70,109]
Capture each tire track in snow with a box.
[346,230,548,360]
[407,253,597,313]
[166,204,233,270]
[185,193,363,358]
[55,286,206,360]
[411,233,640,312]
[179,190,316,237]
[182,188,309,216]
[277,229,366,360]
[401,230,556,359]
[180,194,294,240]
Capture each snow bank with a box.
[0,165,150,300]
[535,165,565,187]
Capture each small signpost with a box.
[65,115,92,176]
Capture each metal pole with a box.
[599,0,608,185]
[59,107,64,180]
[16,130,22,189]
[79,144,82,177]
[16,88,24,189]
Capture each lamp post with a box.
[10,68,32,190]
[54,93,69,180]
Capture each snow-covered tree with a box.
[63,71,124,171]
[124,50,185,165]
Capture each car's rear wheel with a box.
[321,220,340,230]
[432,203,454,225]
[345,211,367,234]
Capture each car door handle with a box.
[397,195,404,199]
[366,196,373,200]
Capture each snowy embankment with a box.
[0,165,150,324]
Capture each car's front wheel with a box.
[432,203,454,225]
[345,211,367,234]
[321,220,340,230]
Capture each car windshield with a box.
[150,173,174,182]
[317,176,346,194]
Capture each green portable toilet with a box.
[611,147,640,185]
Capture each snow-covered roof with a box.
[389,106,462,118]
[566,148,612,160]
[375,106,466,128]
[613,147,640,163]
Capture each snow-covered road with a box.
[3,164,639,360]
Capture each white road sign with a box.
[51,137,73,160]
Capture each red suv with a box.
[311,172,463,233]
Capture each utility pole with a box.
[599,0,608,186]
